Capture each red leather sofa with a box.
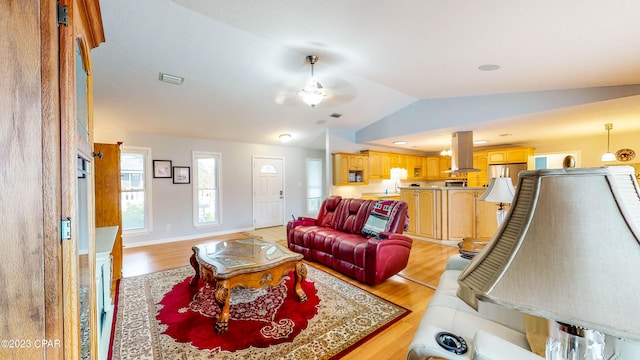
[286,196,413,285]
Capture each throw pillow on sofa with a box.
[362,200,396,238]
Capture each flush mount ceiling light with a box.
[601,123,616,162]
[297,55,327,108]
[159,72,184,85]
[278,134,292,143]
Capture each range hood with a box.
[447,131,480,173]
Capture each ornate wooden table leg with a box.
[294,262,307,302]
[189,250,200,287]
[214,281,231,334]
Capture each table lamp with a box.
[479,176,515,227]
[457,166,640,359]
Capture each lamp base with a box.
[496,208,507,227]
[545,322,605,360]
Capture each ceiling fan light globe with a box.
[298,79,327,107]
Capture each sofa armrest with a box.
[288,218,317,228]
[473,331,543,360]
[445,255,471,271]
[377,231,413,243]
[369,234,413,251]
[364,235,413,285]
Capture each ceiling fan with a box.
[274,54,356,108]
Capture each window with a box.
[120,147,152,234]
[306,158,323,215]
[534,152,580,169]
[193,151,221,227]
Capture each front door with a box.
[253,157,285,229]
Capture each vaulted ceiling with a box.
[91,0,640,151]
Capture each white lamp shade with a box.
[479,177,515,203]
[601,152,616,162]
[457,166,640,341]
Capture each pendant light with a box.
[297,55,327,108]
[601,123,616,162]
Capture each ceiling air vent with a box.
[159,72,184,85]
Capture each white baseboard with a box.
[122,227,255,248]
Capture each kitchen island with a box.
[399,187,499,241]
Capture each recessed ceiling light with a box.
[473,140,488,145]
[159,72,184,85]
[330,113,343,118]
[279,134,292,143]
[393,141,407,145]
[478,64,500,71]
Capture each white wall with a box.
[95,131,324,247]
[528,130,640,168]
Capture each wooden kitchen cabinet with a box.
[332,152,368,185]
[407,155,426,180]
[400,190,417,234]
[442,190,477,239]
[439,156,452,178]
[362,150,391,180]
[401,188,498,240]
[468,151,488,187]
[401,189,441,239]
[389,153,408,169]
[488,147,534,164]
[442,189,500,240]
[425,156,462,180]
[425,157,440,179]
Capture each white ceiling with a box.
[91,0,640,152]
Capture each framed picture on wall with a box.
[173,166,190,184]
[153,160,172,178]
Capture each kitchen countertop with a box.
[398,186,487,190]
[360,192,403,198]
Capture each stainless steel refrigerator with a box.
[488,163,528,187]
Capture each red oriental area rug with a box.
[157,274,320,351]
[109,265,409,360]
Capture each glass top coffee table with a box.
[189,238,307,333]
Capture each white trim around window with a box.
[120,146,153,236]
[192,151,222,228]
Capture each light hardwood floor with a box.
[121,227,460,359]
